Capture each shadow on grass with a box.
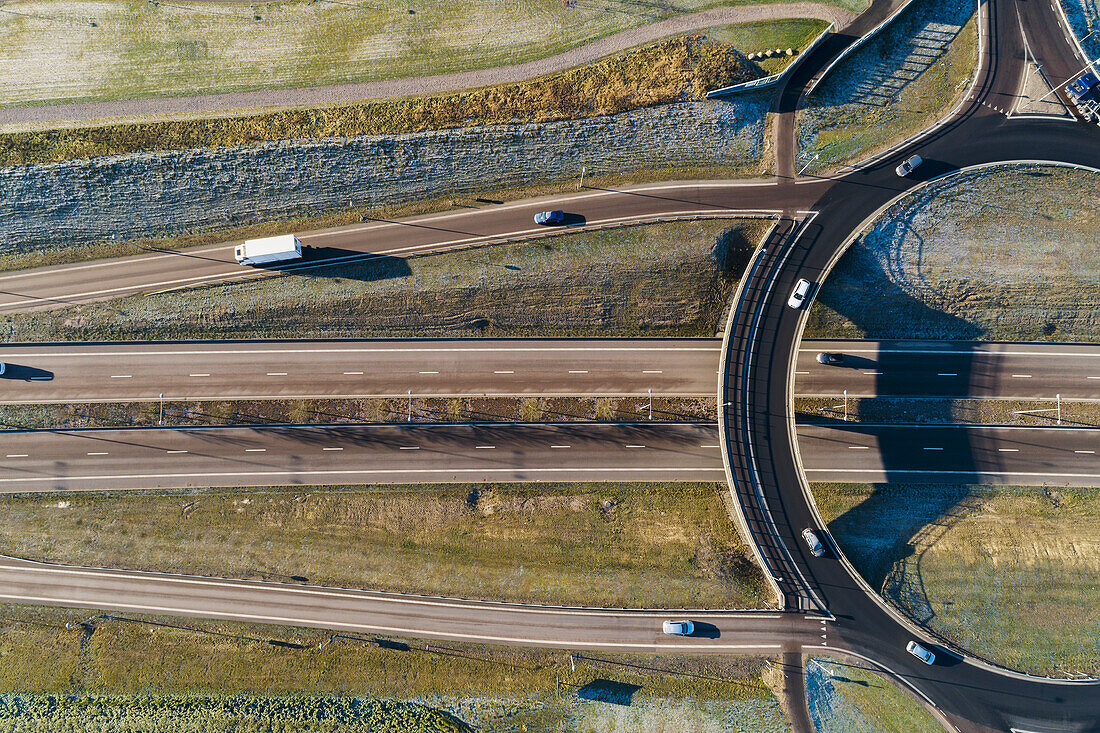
[577,679,641,706]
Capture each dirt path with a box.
[0,3,854,131]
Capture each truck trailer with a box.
[234,235,303,266]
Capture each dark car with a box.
[816,352,844,365]
[533,210,565,225]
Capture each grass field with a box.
[0,0,864,109]
[796,0,977,172]
[814,482,1100,677]
[0,483,768,609]
[794,397,1100,427]
[806,656,942,732]
[709,18,829,74]
[0,218,767,342]
[0,605,786,731]
[806,164,1100,341]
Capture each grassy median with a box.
[0,605,785,731]
[794,397,1100,427]
[814,482,1100,677]
[0,483,768,610]
[0,218,767,342]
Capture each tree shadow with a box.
[576,679,641,706]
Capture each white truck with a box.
[234,235,303,266]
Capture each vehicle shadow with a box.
[259,249,412,282]
[687,621,721,639]
[0,364,54,381]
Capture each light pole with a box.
[407,390,412,422]
[578,166,586,190]
[159,393,164,425]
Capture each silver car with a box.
[802,528,825,557]
[895,154,923,177]
[787,279,811,309]
[906,640,936,665]
[662,620,695,636]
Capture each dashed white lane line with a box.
[5,454,28,458]
[343,371,364,375]
[419,371,439,374]
[551,445,571,449]
[1011,374,1032,378]
[1075,450,1096,454]
[923,447,944,451]
[166,450,188,454]
[189,373,211,377]
[399,446,420,450]
[110,375,132,379]
[642,370,663,374]
[475,445,495,450]
[86,452,109,456]
[322,447,343,451]
[494,370,514,374]
[625,445,646,449]
[1088,376,1100,380]
[848,446,870,450]
[937,372,957,376]
[244,449,266,453]
[998,448,1020,452]
[795,371,810,375]
[266,372,287,376]
[569,370,589,374]
[863,371,883,375]
[699,444,719,448]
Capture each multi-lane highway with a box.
[3,422,1096,492]
[5,337,1100,403]
[0,556,824,654]
[0,339,720,402]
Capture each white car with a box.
[662,620,694,636]
[895,154,923,177]
[0,362,5,376]
[906,640,936,665]
[787,279,811,309]
[802,528,825,557]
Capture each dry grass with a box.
[0,483,769,609]
[1,34,755,166]
[806,656,942,732]
[813,482,1100,677]
[1,218,767,342]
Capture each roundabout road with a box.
[720,0,1100,727]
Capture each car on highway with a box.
[801,528,825,557]
[816,352,844,365]
[787,279,811,309]
[906,640,936,665]
[0,362,5,376]
[895,154,923,177]
[533,210,565,225]
[662,620,695,636]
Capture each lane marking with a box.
[343,371,364,375]
[494,370,514,374]
[642,370,663,374]
[109,375,132,379]
[189,373,211,377]
[862,371,883,375]
[1075,450,1095,454]
[795,370,810,375]
[551,445,571,449]
[625,445,646,449]
[1011,374,1032,378]
[475,445,495,450]
[399,446,420,450]
[569,370,589,374]
[998,448,1020,452]
[166,450,188,454]
[699,444,720,448]
[5,454,28,458]
[848,446,870,450]
[322,447,343,452]
[86,452,108,456]
[923,447,944,451]
[266,372,287,376]
[244,449,266,453]
[418,371,439,374]
[937,372,957,376]
[1089,376,1100,380]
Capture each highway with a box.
[0,183,808,314]
[2,422,1096,492]
[5,338,1100,403]
[0,339,720,403]
[0,556,825,654]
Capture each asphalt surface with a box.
[795,340,1100,399]
[0,556,825,654]
[3,422,1095,492]
[720,0,1100,726]
[0,338,721,403]
[0,181,817,314]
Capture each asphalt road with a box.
[795,340,1100,399]
[0,556,825,654]
[0,338,720,403]
[3,422,1096,492]
[0,182,818,314]
[5,337,1098,404]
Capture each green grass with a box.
[806,164,1100,341]
[0,483,769,609]
[0,218,768,342]
[806,657,942,732]
[2,31,759,166]
[0,0,866,111]
[797,0,978,172]
[708,18,829,74]
[0,605,784,731]
[812,482,1100,677]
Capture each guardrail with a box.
[706,23,835,98]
